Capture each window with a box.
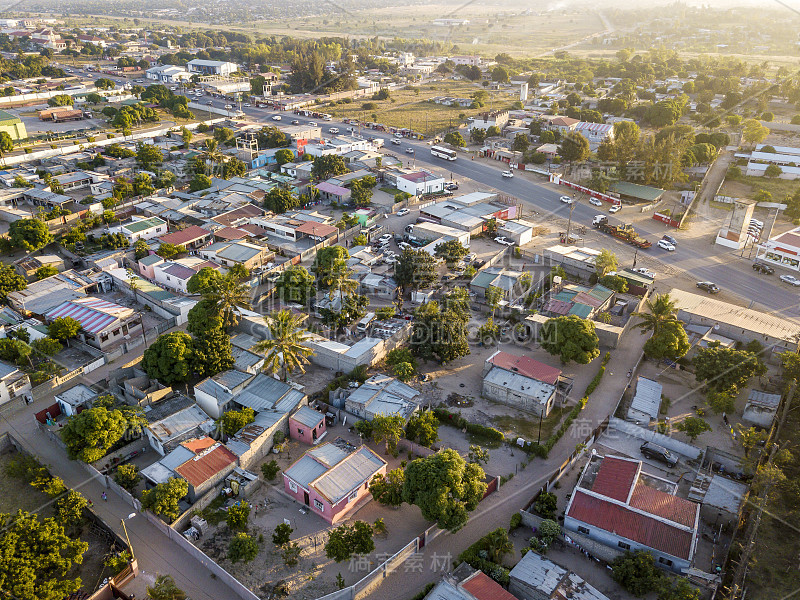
[658,557,673,567]
[288,480,297,493]
[100,333,108,342]
[618,541,631,550]
[314,499,324,512]
[577,526,590,535]
[112,329,120,336]
[122,325,128,335]
[297,428,304,435]
[348,490,358,502]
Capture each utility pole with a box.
[565,196,576,243]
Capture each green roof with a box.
[138,253,164,266]
[0,109,20,126]
[124,217,165,234]
[568,303,593,318]
[136,278,174,301]
[610,181,665,202]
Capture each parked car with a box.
[396,208,410,216]
[662,234,678,246]
[640,442,679,467]
[474,259,487,268]
[502,170,514,178]
[329,127,339,134]
[243,102,251,107]
[291,120,300,125]
[378,233,392,243]
[780,274,800,286]
[309,121,317,126]
[272,115,282,121]
[445,182,459,191]
[589,197,603,206]
[632,267,656,279]
[608,204,621,213]
[464,253,477,263]
[657,239,676,251]
[398,241,412,251]
[752,263,775,274]
[405,147,415,154]
[696,281,720,294]
[206,101,213,105]
[494,236,515,246]
[391,138,401,145]
[559,195,573,204]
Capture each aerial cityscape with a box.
[0,1,798,600]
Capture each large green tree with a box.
[10,218,52,251]
[191,328,235,377]
[610,550,663,597]
[410,299,470,363]
[540,315,600,364]
[186,267,223,295]
[595,249,618,277]
[311,155,348,181]
[692,346,766,392]
[643,320,690,361]
[206,272,251,330]
[633,293,679,336]
[217,408,255,436]
[146,574,187,600]
[186,298,223,336]
[0,264,26,303]
[324,521,375,562]
[141,477,188,521]
[369,468,405,506]
[395,248,438,292]
[558,131,590,162]
[61,407,129,462]
[252,310,314,381]
[370,414,405,453]
[405,410,439,447]
[433,239,468,266]
[402,449,486,532]
[0,510,89,600]
[142,332,194,386]
[274,266,315,305]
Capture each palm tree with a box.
[206,272,251,330]
[199,139,223,177]
[147,574,186,600]
[253,310,314,382]
[632,293,679,335]
[324,262,359,299]
[485,528,514,564]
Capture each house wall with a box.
[563,516,690,573]
[124,224,166,242]
[195,388,225,419]
[289,415,326,444]
[235,413,293,471]
[481,377,554,416]
[0,381,11,406]
[677,308,797,356]
[90,316,143,351]
[153,268,190,294]
[187,461,237,503]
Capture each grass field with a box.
[326,81,518,135]
[492,405,568,444]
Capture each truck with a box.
[592,216,651,249]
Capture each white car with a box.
[394,133,403,138]
[243,102,251,107]
[291,120,300,125]
[378,233,392,243]
[397,241,412,251]
[632,267,657,279]
[391,138,401,145]
[309,121,317,126]
[560,195,573,204]
[494,236,515,246]
[329,127,339,134]
[272,115,282,121]
[780,274,800,286]
[224,104,233,110]
[396,208,410,216]
[657,239,676,251]
[589,197,603,206]
[406,148,415,154]
[609,204,621,213]
[206,100,213,105]
[502,170,514,178]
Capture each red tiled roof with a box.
[542,299,573,316]
[159,225,211,246]
[551,116,579,127]
[175,444,237,488]
[295,221,338,237]
[591,456,639,502]
[487,351,561,385]
[212,204,265,227]
[461,571,518,600]
[239,223,267,236]
[214,227,249,240]
[568,490,695,560]
[629,483,698,528]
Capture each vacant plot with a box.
[492,403,570,444]
[326,81,518,135]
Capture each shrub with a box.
[432,408,504,442]
[261,459,280,481]
[509,512,522,530]
[533,491,557,519]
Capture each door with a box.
[312,428,318,441]
[303,491,309,506]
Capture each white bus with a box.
[431,145,457,160]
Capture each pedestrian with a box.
[723,413,729,426]
[102,492,107,502]
[87,500,94,508]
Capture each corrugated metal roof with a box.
[568,303,593,318]
[312,446,385,504]
[747,390,781,409]
[509,551,567,595]
[149,405,210,443]
[308,442,349,467]
[461,571,518,600]
[159,445,195,471]
[284,454,329,489]
[55,383,96,407]
[175,444,237,488]
[159,225,211,246]
[0,360,17,379]
[487,351,561,385]
[590,456,639,502]
[568,490,695,560]
[45,297,133,334]
[484,368,555,404]
[628,377,662,421]
[290,406,324,428]
[124,217,165,234]
[542,299,573,316]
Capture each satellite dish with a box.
[553,276,562,285]
[714,323,719,330]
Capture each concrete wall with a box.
[235,412,293,471]
[289,414,326,445]
[482,378,554,416]
[189,460,237,503]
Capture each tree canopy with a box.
[692,346,766,392]
[61,406,136,462]
[274,266,315,305]
[141,477,189,521]
[142,332,194,386]
[540,315,600,364]
[9,218,52,251]
[395,248,438,291]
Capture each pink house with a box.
[137,253,164,279]
[283,442,387,524]
[289,406,327,445]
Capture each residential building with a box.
[669,288,800,357]
[0,360,31,406]
[345,374,420,421]
[153,257,220,294]
[289,405,327,445]
[470,266,526,303]
[54,383,97,417]
[481,350,567,416]
[14,254,64,280]
[146,65,191,83]
[137,253,164,280]
[626,377,663,424]
[540,282,615,320]
[742,390,781,428]
[467,110,509,131]
[198,240,271,270]
[756,225,800,272]
[573,121,614,149]
[395,170,446,196]
[7,270,95,316]
[44,297,143,351]
[146,399,214,456]
[423,569,519,600]
[158,225,213,250]
[564,454,700,573]
[314,181,351,204]
[509,551,611,600]
[283,441,387,523]
[186,59,238,77]
[110,216,167,243]
[451,55,482,66]
[194,370,255,419]
[541,115,579,134]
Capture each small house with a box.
[289,405,326,445]
[742,390,781,429]
[626,377,662,424]
[54,383,98,417]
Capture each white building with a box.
[109,216,167,243]
[186,59,238,77]
[756,226,800,272]
[467,110,509,131]
[146,65,191,83]
[395,170,445,196]
[0,361,31,407]
[152,257,219,294]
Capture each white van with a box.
[356,312,376,333]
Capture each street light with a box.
[121,512,137,561]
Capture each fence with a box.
[31,366,85,398]
[652,211,682,228]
